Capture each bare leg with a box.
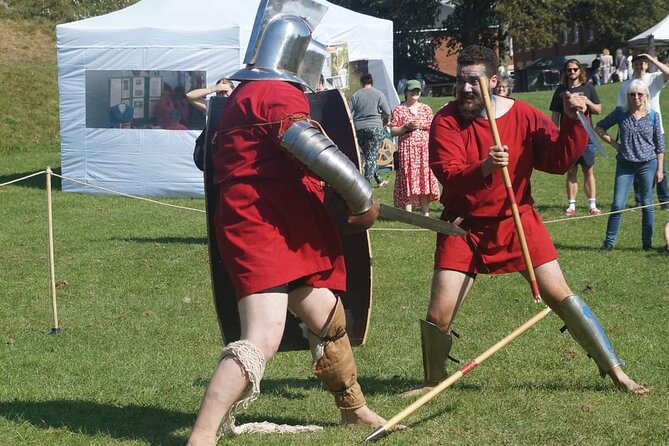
[419,195,430,216]
[289,287,386,427]
[187,293,287,446]
[426,269,474,332]
[566,165,578,212]
[582,165,600,213]
[583,165,596,202]
[523,261,648,395]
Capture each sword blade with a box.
[378,204,467,236]
[576,111,608,158]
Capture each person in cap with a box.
[389,79,440,215]
[402,44,648,398]
[187,3,385,445]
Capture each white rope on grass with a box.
[230,421,323,435]
[543,201,669,224]
[0,170,46,187]
[51,172,206,214]
[2,168,666,231]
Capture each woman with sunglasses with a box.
[595,79,665,251]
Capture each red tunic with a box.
[213,81,346,299]
[429,99,588,274]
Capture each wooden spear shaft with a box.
[362,307,552,443]
[478,76,541,303]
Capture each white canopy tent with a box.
[56,0,398,197]
[627,14,669,47]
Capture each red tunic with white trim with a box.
[429,99,588,274]
[213,81,346,299]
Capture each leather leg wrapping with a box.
[218,340,266,437]
[421,319,453,385]
[310,298,366,410]
[558,294,623,377]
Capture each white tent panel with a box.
[56,0,396,197]
[628,14,669,46]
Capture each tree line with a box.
[329,0,669,77]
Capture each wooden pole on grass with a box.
[362,307,552,443]
[46,166,61,334]
[478,76,541,303]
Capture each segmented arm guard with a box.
[281,120,373,215]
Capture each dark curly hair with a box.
[457,45,498,77]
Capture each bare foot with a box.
[609,367,650,395]
[398,382,437,398]
[340,405,386,427]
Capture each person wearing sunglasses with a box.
[596,80,665,252]
[549,59,602,216]
[616,54,669,211]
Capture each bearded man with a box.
[404,45,648,398]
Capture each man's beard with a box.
[457,92,484,121]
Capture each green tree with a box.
[444,0,669,59]
[327,0,444,78]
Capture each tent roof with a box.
[628,14,669,46]
[57,0,392,49]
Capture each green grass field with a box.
[1,20,669,446]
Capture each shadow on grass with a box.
[116,236,207,245]
[0,400,189,445]
[0,399,334,443]
[554,241,663,253]
[0,167,61,191]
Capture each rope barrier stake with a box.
[45,166,61,335]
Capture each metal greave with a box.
[558,294,624,376]
[420,319,454,385]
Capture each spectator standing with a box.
[549,59,602,216]
[349,73,391,187]
[389,79,440,215]
[596,80,665,251]
[494,76,512,97]
[613,48,629,82]
[590,55,602,85]
[616,54,669,210]
[601,49,613,84]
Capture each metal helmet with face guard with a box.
[230,0,327,91]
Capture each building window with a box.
[561,31,568,46]
[587,29,594,42]
[573,23,580,43]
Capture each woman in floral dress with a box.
[389,79,440,215]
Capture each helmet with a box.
[230,0,328,91]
